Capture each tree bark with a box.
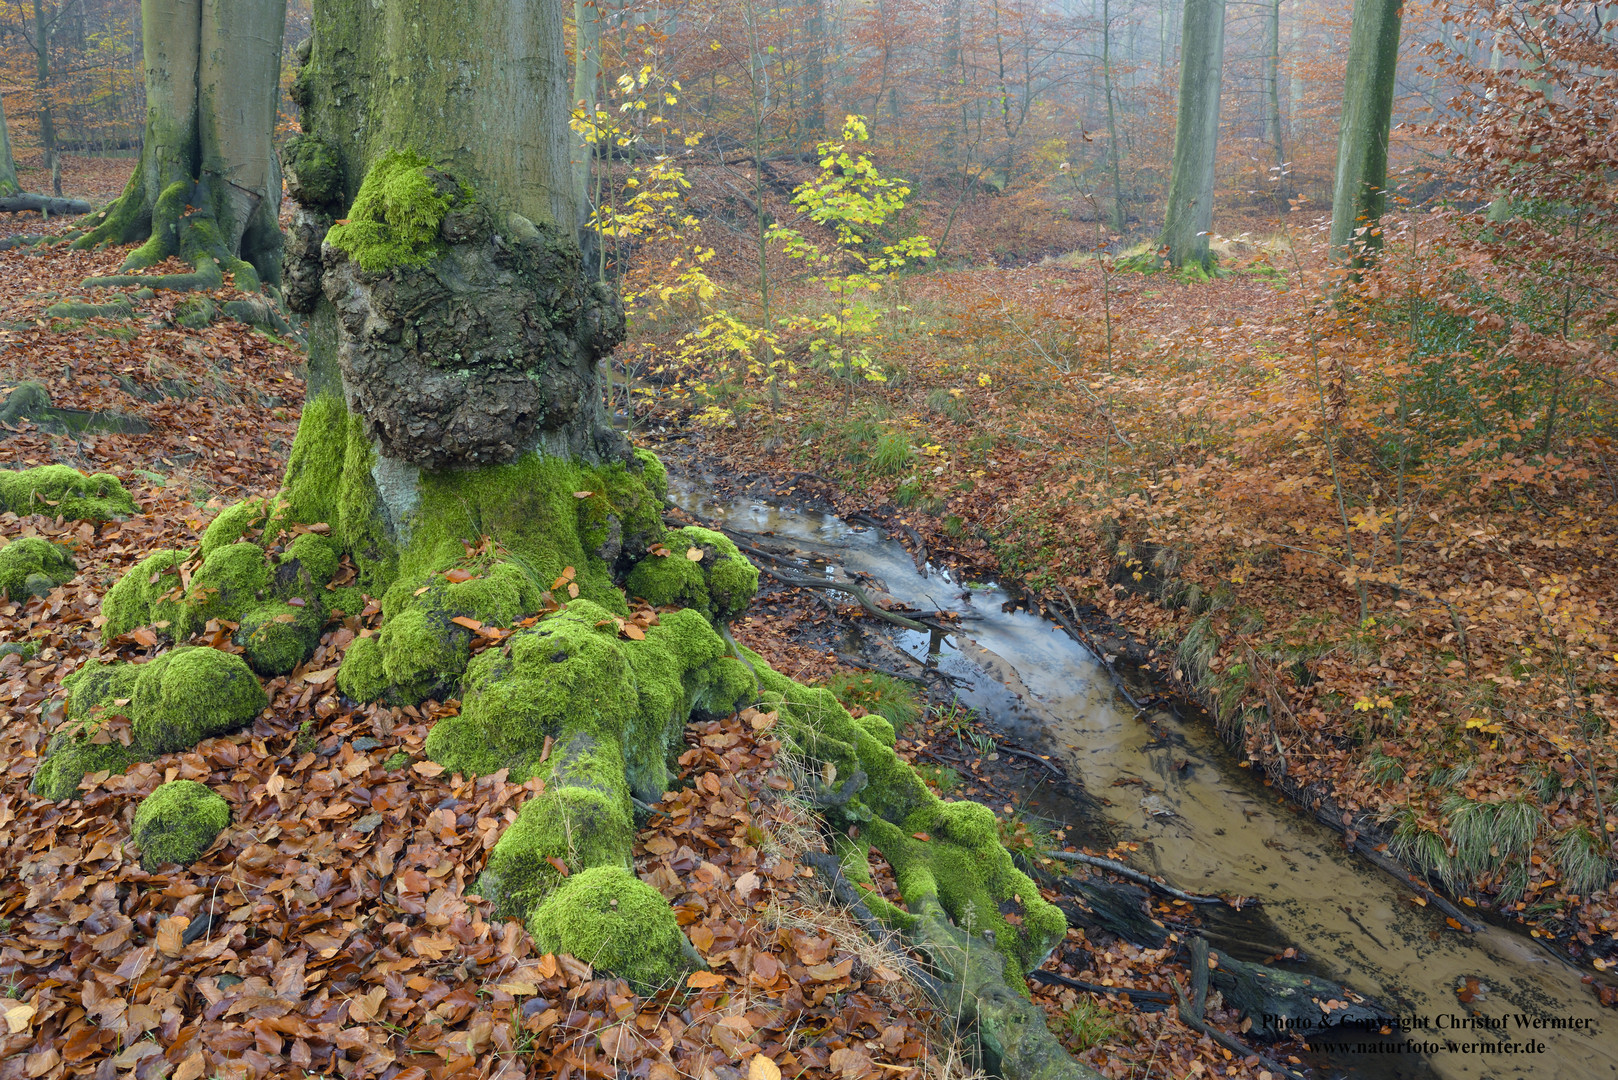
[32,0,58,197]
[1158,0,1225,269]
[72,0,287,292]
[804,0,828,140]
[1328,0,1404,263]
[572,0,603,272]
[1263,0,1288,199]
[0,100,19,198]
[1103,0,1126,232]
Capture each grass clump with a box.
[823,671,923,732]
[1061,999,1122,1051]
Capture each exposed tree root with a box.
[808,850,1107,1080]
[75,176,272,293]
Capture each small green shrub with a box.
[823,671,922,731]
[871,432,914,475]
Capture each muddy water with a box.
[669,475,1616,1080]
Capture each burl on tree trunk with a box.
[35,0,1066,1004]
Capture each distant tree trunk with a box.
[573,0,603,274]
[72,0,287,292]
[1103,0,1126,231]
[1263,0,1287,197]
[804,0,827,139]
[1158,0,1225,270]
[32,0,58,197]
[0,101,19,197]
[1328,0,1403,263]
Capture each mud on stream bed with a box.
[667,469,1615,1080]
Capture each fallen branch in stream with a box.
[1041,850,1257,908]
[753,562,949,633]
[1028,969,1172,1009]
[1172,939,1311,1080]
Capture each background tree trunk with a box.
[1328,0,1404,262]
[0,101,19,198]
[1158,0,1225,270]
[573,0,603,273]
[73,0,287,292]
[1263,0,1288,200]
[32,0,58,197]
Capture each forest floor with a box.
[0,185,1305,1077]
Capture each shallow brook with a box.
[669,472,1615,1080]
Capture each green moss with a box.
[237,600,324,676]
[174,296,216,329]
[127,647,267,754]
[278,393,349,547]
[282,532,340,584]
[326,149,457,273]
[184,542,272,626]
[282,134,344,207]
[336,634,389,703]
[0,465,137,521]
[624,526,758,622]
[132,780,230,870]
[30,739,136,801]
[201,498,271,555]
[0,537,75,600]
[742,645,1064,982]
[322,585,367,619]
[100,549,190,642]
[44,297,135,321]
[526,866,689,993]
[632,448,669,501]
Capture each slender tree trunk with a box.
[74,0,287,292]
[0,101,19,198]
[804,0,826,139]
[1158,0,1225,270]
[573,0,602,273]
[32,0,58,197]
[1103,0,1125,231]
[1328,0,1404,263]
[1264,0,1287,198]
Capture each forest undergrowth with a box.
[0,198,1299,1079]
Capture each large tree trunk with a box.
[71,0,287,292]
[572,0,603,273]
[1158,0,1225,270]
[39,0,1071,1014]
[1328,0,1404,263]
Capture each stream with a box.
[668,472,1615,1080]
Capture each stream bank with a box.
[661,457,1616,1080]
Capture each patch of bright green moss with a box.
[526,866,689,993]
[824,670,922,733]
[184,542,272,626]
[34,648,265,799]
[325,150,457,273]
[237,600,325,676]
[101,549,190,641]
[0,465,137,521]
[336,634,389,703]
[281,532,340,585]
[624,526,758,622]
[201,498,271,555]
[0,537,75,600]
[132,779,230,870]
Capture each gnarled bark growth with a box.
[71,0,287,292]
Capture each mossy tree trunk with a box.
[49,0,1071,1011]
[72,0,287,292]
[1158,0,1226,270]
[1327,0,1404,265]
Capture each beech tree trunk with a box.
[0,101,19,198]
[72,0,287,292]
[1158,0,1225,269]
[1328,0,1404,262]
[572,0,603,272]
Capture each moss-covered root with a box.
[133,780,230,871]
[101,513,344,675]
[31,647,267,800]
[749,648,1065,982]
[527,866,692,993]
[0,537,76,600]
[624,525,759,622]
[78,180,263,293]
[0,464,137,521]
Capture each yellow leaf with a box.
[749,1056,783,1080]
[686,546,704,561]
[1,1000,35,1034]
[686,970,728,989]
